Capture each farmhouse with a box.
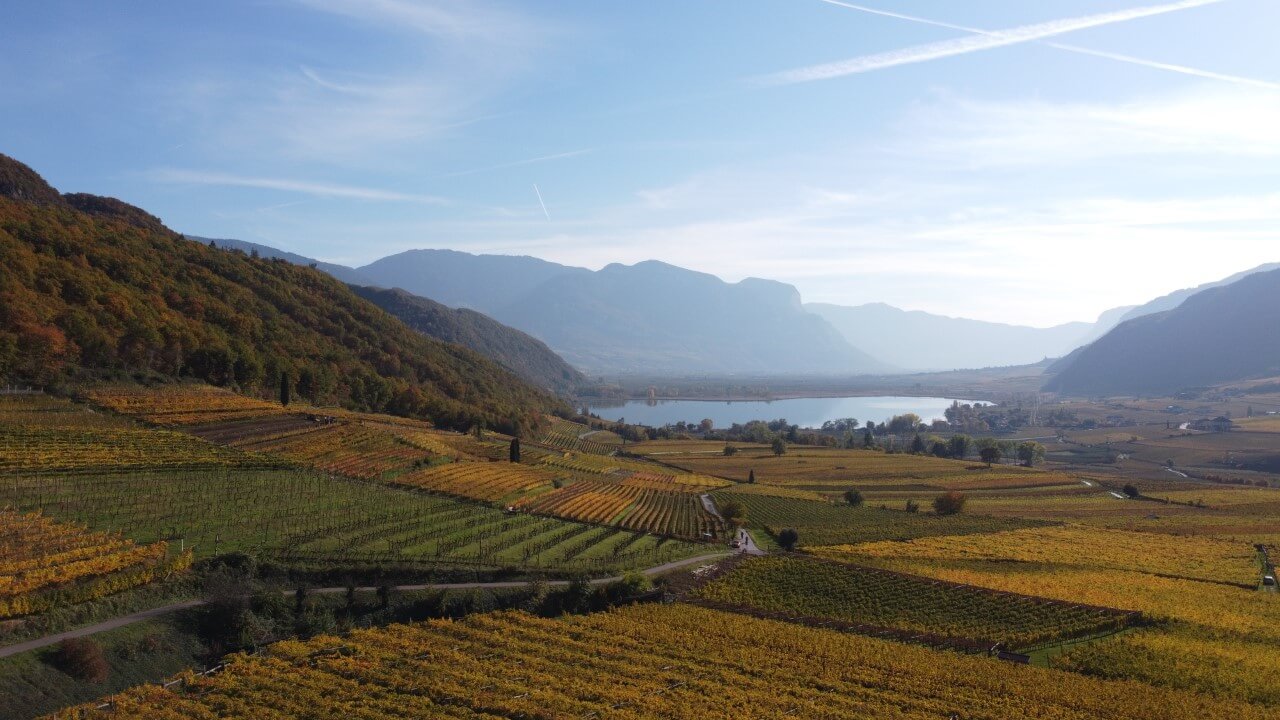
[1189,416,1234,432]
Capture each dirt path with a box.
[0,554,729,660]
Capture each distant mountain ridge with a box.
[1046,268,1280,396]
[1115,263,1280,323]
[353,251,889,375]
[808,303,1133,372]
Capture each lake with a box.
[588,396,977,429]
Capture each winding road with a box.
[0,553,731,660]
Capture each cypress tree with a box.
[748,469,756,484]
[280,371,291,407]
[509,437,521,463]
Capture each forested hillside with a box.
[352,285,586,394]
[0,154,560,434]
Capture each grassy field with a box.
[0,617,207,720]
[712,487,1047,546]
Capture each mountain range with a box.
[807,303,1133,371]
[204,244,889,376]
[199,237,1280,387]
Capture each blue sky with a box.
[4,0,1278,326]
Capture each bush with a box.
[904,499,919,513]
[933,491,967,516]
[777,528,799,551]
[1122,484,1141,498]
[723,445,738,456]
[53,637,109,683]
[843,490,864,507]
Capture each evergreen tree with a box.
[509,437,521,463]
[748,469,756,484]
[910,433,926,454]
[280,371,291,407]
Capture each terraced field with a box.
[0,393,703,575]
[57,605,1269,720]
[538,417,622,455]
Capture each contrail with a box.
[440,149,593,179]
[815,0,1280,91]
[759,0,1228,85]
[533,184,550,220]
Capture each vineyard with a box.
[1052,625,1280,706]
[392,462,558,503]
[661,446,1073,492]
[0,470,702,574]
[84,385,286,426]
[517,478,723,540]
[714,488,1047,546]
[0,509,188,619]
[695,556,1135,649]
[810,525,1262,587]
[808,522,1280,705]
[538,417,622,455]
[53,604,1270,720]
[0,424,275,476]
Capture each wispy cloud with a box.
[151,169,449,204]
[759,0,1227,84]
[814,0,1280,91]
[292,0,538,44]
[438,149,593,178]
[899,86,1280,166]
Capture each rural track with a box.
[0,553,731,660]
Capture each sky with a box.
[3,0,1279,327]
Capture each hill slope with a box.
[351,285,585,394]
[354,251,887,375]
[0,153,559,434]
[1045,268,1280,396]
[807,303,1131,371]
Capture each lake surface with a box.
[589,396,976,429]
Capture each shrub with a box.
[933,491,967,516]
[53,637,109,683]
[1122,484,1141,498]
[843,490,864,507]
[723,445,738,456]
[777,528,799,551]
[904,499,919,513]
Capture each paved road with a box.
[0,553,729,660]
[0,599,206,660]
[736,528,766,556]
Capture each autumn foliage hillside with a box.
[0,153,561,434]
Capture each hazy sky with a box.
[4,0,1278,327]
